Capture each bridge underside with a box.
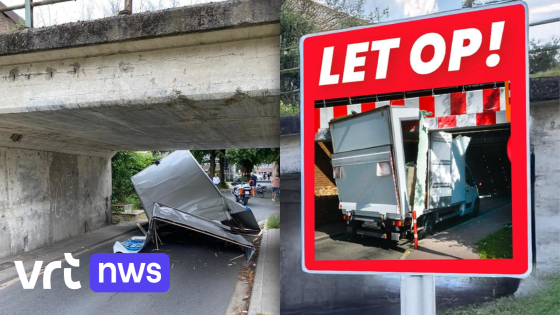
[0,1,280,157]
[0,91,279,158]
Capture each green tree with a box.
[217,149,227,188]
[226,148,280,177]
[529,38,560,75]
[280,0,388,115]
[111,151,155,204]
[190,150,210,164]
[150,150,172,158]
[191,149,228,187]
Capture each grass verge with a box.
[475,223,513,259]
[266,215,280,229]
[530,68,560,78]
[441,274,560,315]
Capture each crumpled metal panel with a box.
[224,198,260,232]
[131,150,259,234]
[132,150,227,221]
[149,203,255,260]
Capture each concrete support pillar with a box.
[0,146,112,259]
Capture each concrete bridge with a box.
[0,0,281,258]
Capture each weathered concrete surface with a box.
[0,0,282,58]
[530,76,559,103]
[0,147,111,259]
[0,32,280,154]
[280,134,301,175]
[529,98,560,275]
[0,0,281,156]
[280,115,300,135]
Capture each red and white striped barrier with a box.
[314,87,509,134]
[413,211,418,249]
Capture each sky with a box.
[2,0,559,42]
[365,0,559,42]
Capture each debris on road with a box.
[230,254,245,261]
[136,223,147,236]
[112,151,261,261]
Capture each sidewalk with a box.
[405,204,512,260]
[0,223,143,286]
[248,220,280,315]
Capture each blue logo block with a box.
[90,253,170,292]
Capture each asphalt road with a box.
[224,181,280,223]
[315,196,511,261]
[0,190,280,315]
[316,235,409,260]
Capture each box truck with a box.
[329,106,479,241]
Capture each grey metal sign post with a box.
[401,275,436,315]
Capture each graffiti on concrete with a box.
[50,171,76,219]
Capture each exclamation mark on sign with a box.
[486,21,505,67]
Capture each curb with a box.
[399,245,416,260]
[248,225,268,315]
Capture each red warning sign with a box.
[301,3,531,276]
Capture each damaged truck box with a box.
[113,150,260,260]
[330,106,481,241]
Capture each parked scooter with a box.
[231,183,253,205]
[255,184,267,198]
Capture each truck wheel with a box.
[472,199,480,217]
[422,215,435,238]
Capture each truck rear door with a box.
[330,108,399,217]
[429,131,453,208]
[332,146,399,215]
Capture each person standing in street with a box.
[271,174,280,202]
[250,172,257,196]
[213,173,220,188]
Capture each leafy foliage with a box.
[280,101,300,115]
[191,150,211,164]
[111,151,155,204]
[226,148,280,176]
[122,195,143,210]
[324,0,389,25]
[150,150,172,158]
[280,0,388,116]
[529,38,560,75]
[266,215,280,229]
